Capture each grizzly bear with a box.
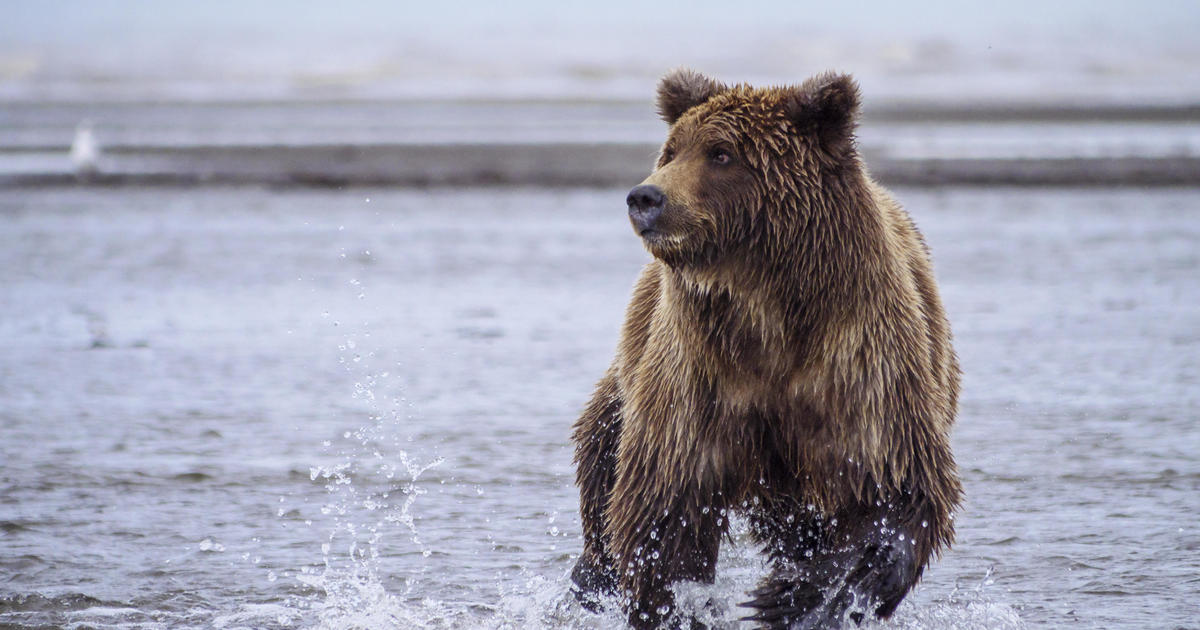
[569,69,962,629]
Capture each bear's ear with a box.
[785,72,861,157]
[656,68,728,124]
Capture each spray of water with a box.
[286,246,448,629]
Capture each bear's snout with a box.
[626,184,666,235]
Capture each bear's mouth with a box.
[640,229,680,249]
[639,228,664,240]
[640,227,680,243]
[639,229,688,259]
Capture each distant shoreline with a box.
[3,143,1198,188]
[3,99,1197,189]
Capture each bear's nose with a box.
[627,184,666,234]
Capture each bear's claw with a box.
[739,540,917,629]
[739,578,828,629]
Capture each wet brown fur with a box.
[571,69,962,629]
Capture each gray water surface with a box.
[1,186,1197,629]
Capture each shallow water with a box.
[0,186,1197,629]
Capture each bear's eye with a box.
[709,148,732,166]
[661,148,676,164]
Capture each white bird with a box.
[70,119,100,178]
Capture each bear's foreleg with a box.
[569,371,623,609]
[743,496,929,629]
[606,454,730,628]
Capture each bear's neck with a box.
[662,190,889,376]
[661,262,823,380]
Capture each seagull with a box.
[70,119,100,179]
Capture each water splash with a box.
[871,566,1025,630]
[243,259,452,629]
[291,406,445,626]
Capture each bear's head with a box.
[627,69,864,272]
